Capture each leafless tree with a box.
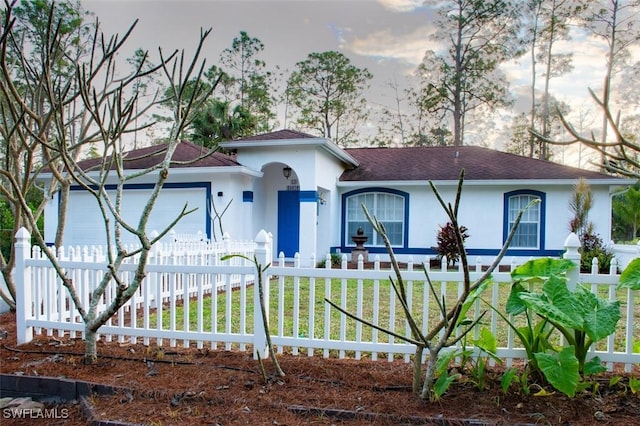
[525,0,575,159]
[534,89,639,178]
[1,0,216,362]
[327,172,533,401]
[580,0,640,167]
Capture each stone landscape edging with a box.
[1,373,540,425]
[0,373,141,426]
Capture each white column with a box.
[298,191,318,267]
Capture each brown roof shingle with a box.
[76,141,239,171]
[231,129,316,142]
[340,146,616,181]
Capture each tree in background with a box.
[413,0,523,147]
[155,65,222,142]
[220,31,277,134]
[1,0,213,362]
[533,2,639,179]
[524,0,575,160]
[373,79,409,146]
[190,99,256,148]
[612,181,640,242]
[0,189,42,270]
[0,0,97,309]
[126,48,162,150]
[535,90,639,178]
[285,51,372,146]
[505,113,531,156]
[579,0,640,168]
[158,32,277,147]
[506,96,571,158]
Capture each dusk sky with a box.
[82,0,639,160]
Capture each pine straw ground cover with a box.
[0,312,638,426]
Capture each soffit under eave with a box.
[221,138,359,168]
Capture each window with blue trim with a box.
[346,191,405,246]
[507,193,541,249]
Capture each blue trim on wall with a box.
[330,246,563,258]
[502,189,546,256]
[68,181,212,240]
[340,187,410,249]
[243,191,254,202]
[300,190,318,202]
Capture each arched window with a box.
[504,190,545,250]
[343,189,407,247]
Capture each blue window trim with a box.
[502,189,546,253]
[329,246,563,258]
[242,191,254,202]
[340,187,409,249]
[67,182,212,240]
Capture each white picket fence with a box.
[13,228,639,371]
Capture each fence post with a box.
[252,229,270,360]
[14,227,33,344]
[563,232,581,291]
[223,232,231,255]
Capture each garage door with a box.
[64,183,209,247]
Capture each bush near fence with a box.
[12,228,640,372]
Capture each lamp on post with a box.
[282,166,292,180]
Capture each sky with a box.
[81,0,639,162]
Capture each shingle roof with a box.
[73,138,620,182]
[340,146,616,181]
[75,141,239,171]
[231,129,316,142]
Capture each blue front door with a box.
[277,190,300,257]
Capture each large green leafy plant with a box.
[505,258,622,397]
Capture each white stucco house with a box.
[43,129,629,266]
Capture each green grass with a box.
[144,276,639,355]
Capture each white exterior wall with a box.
[314,152,346,260]
[43,136,622,268]
[432,185,503,251]
[336,181,618,264]
[43,169,253,247]
[585,185,614,238]
[233,143,352,266]
[43,194,58,245]
[208,174,249,242]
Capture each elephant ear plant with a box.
[502,257,624,397]
[618,257,640,379]
[325,170,537,401]
[619,258,640,292]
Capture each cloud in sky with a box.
[501,30,615,114]
[81,0,637,152]
[376,0,426,13]
[346,26,437,67]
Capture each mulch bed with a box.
[1,311,638,425]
